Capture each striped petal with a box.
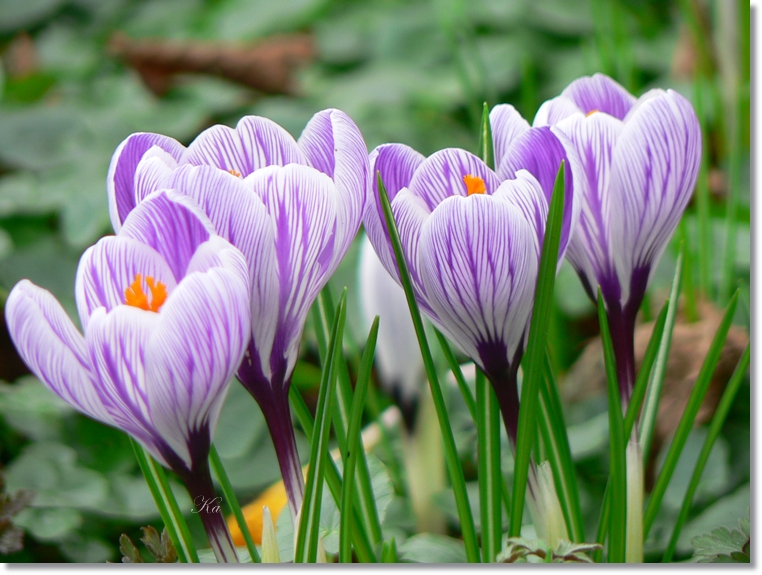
[560,73,636,120]
[146,263,251,468]
[408,148,500,211]
[5,280,112,425]
[418,194,537,377]
[119,190,214,283]
[249,164,338,381]
[184,116,307,177]
[609,89,701,304]
[75,236,177,330]
[298,109,370,261]
[364,143,426,283]
[85,305,162,455]
[134,146,179,204]
[108,133,186,232]
[492,170,547,262]
[490,104,530,174]
[498,126,580,258]
[556,111,623,300]
[533,96,582,127]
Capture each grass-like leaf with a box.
[435,330,476,421]
[130,438,198,563]
[662,343,750,562]
[643,289,740,536]
[476,367,502,562]
[509,160,565,537]
[598,288,627,563]
[537,352,584,543]
[340,317,379,563]
[638,244,684,463]
[208,445,260,563]
[294,289,347,563]
[377,172,480,562]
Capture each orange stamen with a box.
[124,274,167,312]
[463,174,487,196]
[228,169,242,178]
[586,109,599,117]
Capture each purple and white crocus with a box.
[5,191,250,563]
[536,73,701,401]
[107,109,370,522]
[363,130,581,444]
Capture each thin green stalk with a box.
[476,368,502,562]
[435,330,477,420]
[316,287,383,547]
[209,445,260,563]
[643,290,740,536]
[295,290,346,563]
[340,317,379,563]
[598,289,627,563]
[592,298,669,562]
[510,161,566,537]
[131,439,198,563]
[288,385,376,563]
[720,89,743,303]
[692,76,713,298]
[538,353,584,543]
[661,342,750,562]
[639,246,684,463]
[378,173,480,563]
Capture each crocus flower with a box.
[5,190,250,563]
[536,74,701,400]
[363,142,580,443]
[107,110,370,522]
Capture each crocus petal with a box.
[490,104,530,173]
[533,96,583,127]
[119,190,214,283]
[108,133,186,232]
[561,73,637,120]
[75,236,177,330]
[134,147,179,204]
[146,264,251,468]
[5,280,112,424]
[365,143,426,283]
[499,126,579,257]
[418,194,537,375]
[298,109,370,261]
[609,89,701,304]
[556,111,624,298]
[492,170,548,262]
[408,148,500,211]
[249,164,338,380]
[85,306,162,455]
[390,188,437,319]
[184,116,307,177]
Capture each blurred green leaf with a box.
[398,533,467,563]
[13,507,81,541]
[0,0,66,33]
[0,376,73,441]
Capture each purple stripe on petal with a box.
[408,148,500,211]
[119,191,214,282]
[5,280,112,424]
[75,236,177,330]
[493,170,548,262]
[561,73,636,120]
[134,147,179,204]
[490,104,530,173]
[299,109,370,262]
[418,194,537,371]
[184,117,307,177]
[146,265,250,469]
[533,96,582,127]
[609,89,700,304]
[108,133,186,232]
[364,143,426,283]
[250,164,338,381]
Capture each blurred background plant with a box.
[0,0,749,563]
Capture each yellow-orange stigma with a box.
[463,174,487,196]
[124,274,168,312]
[228,169,242,178]
[586,109,599,117]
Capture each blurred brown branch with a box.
[108,32,315,97]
